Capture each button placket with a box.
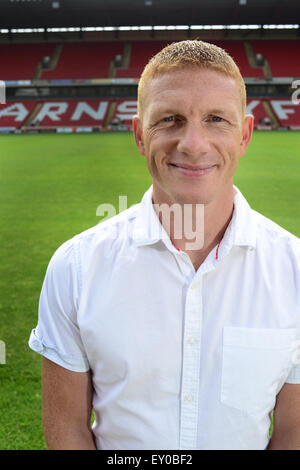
[179,277,203,450]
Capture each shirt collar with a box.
[132,185,257,250]
[132,185,171,248]
[222,185,257,250]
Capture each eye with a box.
[163,116,175,122]
[211,115,223,123]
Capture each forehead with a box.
[142,68,243,120]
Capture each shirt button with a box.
[186,337,195,346]
[32,339,43,351]
[184,394,194,403]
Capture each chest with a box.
[77,245,297,380]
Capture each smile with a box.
[169,163,217,177]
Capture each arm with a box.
[42,357,96,450]
[267,383,300,450]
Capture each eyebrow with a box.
[151,104,235,115]
[208,109,228,115]
[150,107,177,117]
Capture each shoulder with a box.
[252,209,299,244]
[251,209,300,267]
[75,203,139,249]
[50,203,140,269]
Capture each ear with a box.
[132,115,145,156]
[239,114,254,157]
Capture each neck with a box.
[152,185,235,271]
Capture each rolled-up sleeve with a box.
[28,238,90,372]
[285,239,300,384]
[285,365,300,384]
[285,340,300,384]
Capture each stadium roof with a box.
[1,0,300,30]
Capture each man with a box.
[29,40,300,450]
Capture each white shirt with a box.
[29,185,300,450]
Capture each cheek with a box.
[214,133,241,163]
[145,132,173,165]
[143,129,159,159]
[146,148,167,176]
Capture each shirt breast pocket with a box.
[221,327,296,416]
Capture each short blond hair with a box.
[138,40,246,118]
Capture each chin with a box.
[171,190,213,206]
[153,180,217,206]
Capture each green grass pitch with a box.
[0,131,299,449]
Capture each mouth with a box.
[169,162,217,177]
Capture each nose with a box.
[177,121,211,156]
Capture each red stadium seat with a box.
[251,40,300,77]
[41,42,125,79]
[115,40,265,79]
[115,41,169,78]
[0,43,56,80]
[212,40,264,78]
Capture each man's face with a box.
[133,67,253,206]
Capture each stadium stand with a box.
[251,40,300,77]
[0,43,56,80]
[0,100,37,129]
[41,42,125,80]
[0,35,300,131]
[0,39,298,81]
[7,40,263,80]
[115,41,169,78]
[210,40,265,78]
[114,39,264,79]
[114,39,300,80]
[1,98,300,131]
